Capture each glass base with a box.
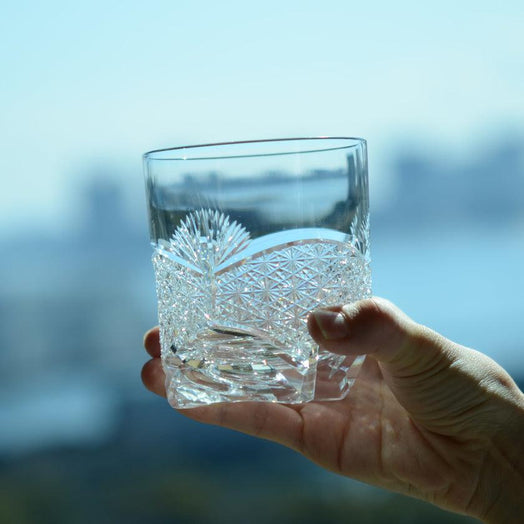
[163,330,317,408]
[162,329,365,408]
[314,352,366,401]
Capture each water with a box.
[152,210,371,408]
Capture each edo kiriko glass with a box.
[143,137,371,408]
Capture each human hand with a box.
[142,298,524,523]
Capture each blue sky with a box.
[1,0,523,231]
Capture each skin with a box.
[142,297,524,523]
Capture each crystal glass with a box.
[143,137,371,408]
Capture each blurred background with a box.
[1,1,523,523]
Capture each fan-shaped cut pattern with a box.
[168,209,251,273]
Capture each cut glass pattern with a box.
[153,209,371,408]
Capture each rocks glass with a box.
[143,137,371,408]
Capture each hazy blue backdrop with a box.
[1,2,523,523]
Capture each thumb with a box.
[307,297,479,432]
[308,297,452,376]
[308,297,523,441]
[308,297,523,438]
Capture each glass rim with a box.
[143,136,366,162]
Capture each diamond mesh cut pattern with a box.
[153,209,371,406]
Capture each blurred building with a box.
[375,135,524,229]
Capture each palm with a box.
[181,356,481,515]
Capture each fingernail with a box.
[312,310,349,340]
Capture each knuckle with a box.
[347,296,398,326]
[343,297,429,359]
